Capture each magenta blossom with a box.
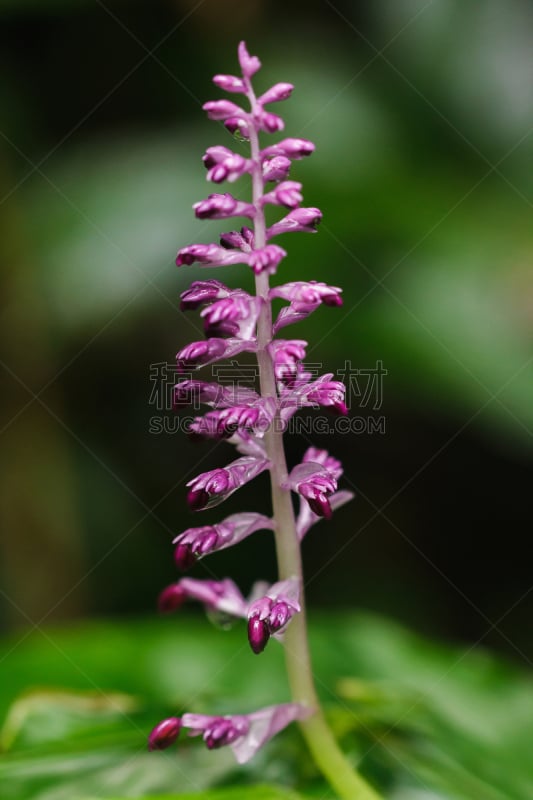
[173,511,274,570]
[146,43,373,797]
[158,575,300,653]
[179,702,310,763]
[186,456,269,511]
[247,577,301,654]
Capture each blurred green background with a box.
[2,0,532,651]
[0,0,533,800]
[0,1,532,797]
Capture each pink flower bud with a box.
[176,243,246,268]
[148,717,181,751]
[285,460,338,519]
[248,244,287,275]
[261,181,303,209]
[176,339,226,372]
[257,110,284,133]
[248,616,269,654]
[212,74,246,93]
[186,456,269,510]
[246,577,300,653]
[173,512,273,567]
[202,146,252,184]
[267,207,322,239]
[179,280,230,311]
[203,100,246,121]
[200,293,261,340]
[158,583,187,613]
[224,116,250,139]
[193,193,255,221]
[261,138,315,160]
[237,41,261,78]
[262,156,291,182]
[258,83,294,105]
[181,702,310,763]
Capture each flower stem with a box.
[248,119,382,800]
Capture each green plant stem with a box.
[248,119,382,800]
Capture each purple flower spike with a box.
[147,43,363,790]
[258,83,295,105]
[238,41,261,79]
[148,717,182,751]
[248,244,287,276]
[186,456,270,511]
[180,279,230,311]
[262,155,292,183]
[173,512,274,569]
[212,74,246,94]
[193,193,255,221]
[267,207,323,239]
[261,138,315,160]
[182,702,310,764]
[247,577,300,653]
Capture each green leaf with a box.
[1,614,533,799]
[99,787,305,800]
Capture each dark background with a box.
[1,0,532,663]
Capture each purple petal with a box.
[175,577,248,618]
[180,703,311,764]
[231,703,311,764]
